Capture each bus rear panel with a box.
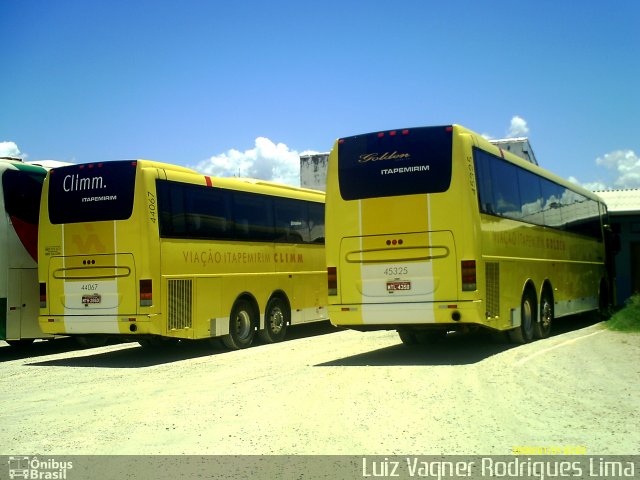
[39,161,155,336]
[326,126,485,330]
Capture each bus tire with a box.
[259,297,289,343]
[535,289,553,339]
[222,299,256,350]
[397,329,418,345]
[509,289,536,344]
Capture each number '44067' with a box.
[148,191,157,223]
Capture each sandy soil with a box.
[1,317,639,456]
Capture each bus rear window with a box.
[2,168,45,225]
[337,126,453,200]
[48,161,137,224]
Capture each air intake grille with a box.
[485,262,500,318]
[168,279,192,330]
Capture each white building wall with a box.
[300,153,329,191]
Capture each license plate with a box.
[82,294,101,304]
[386,281,411,292]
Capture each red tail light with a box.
[40,282,46,308]
[327,267,337,296]
[140,279,152,306]
[461,260,476,291]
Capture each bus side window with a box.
[473,149,496,215]
[157,181,186,237]
[274,198,309,243]
[308,202,325,244]
[233,192,275,241]
[541,179,564,229]
[183,186,232,239]
[517,168,544,225]
[490,158,520,219]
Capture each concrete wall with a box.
[300,153,329,191]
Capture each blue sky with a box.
[1,0,638,189]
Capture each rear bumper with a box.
[39,315,159,335]
[328,300,486,327]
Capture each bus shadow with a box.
[316,314,604,367]
[26,341,225,368]
[0,337,88,362]
[549,312,602,336]
[317,332,514,367]
[256,320,342,344]
[26,321,341,369]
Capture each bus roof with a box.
[137,159,325,201]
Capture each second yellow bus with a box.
[325,125,610,344]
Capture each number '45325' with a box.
[384,266,408,276]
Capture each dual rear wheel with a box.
[221,296,290,350]
[509,288,553,344]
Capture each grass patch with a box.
[606,294,640,332]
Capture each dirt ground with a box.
[1,316,639,456]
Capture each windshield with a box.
[2,167,46,260]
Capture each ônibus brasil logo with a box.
[7,456,73,479]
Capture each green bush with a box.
[606,294,640,332]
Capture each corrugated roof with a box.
[594,189,640,213]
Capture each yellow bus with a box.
[1,158,53,347]
[325,125,610,344]
[38,160,327,349]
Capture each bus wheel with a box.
[535,291,553,339]
[222,299,256,350]
[509,289,536,344]
[259,297,289,343]
[397,329,418,345]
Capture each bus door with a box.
[7,267,41,339]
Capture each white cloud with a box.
[0,141,24,158]
[568,176,608,191]
[595,149,640,188]
[481,116,529,141]
[192,137,318,187]
[507,115,529,138]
